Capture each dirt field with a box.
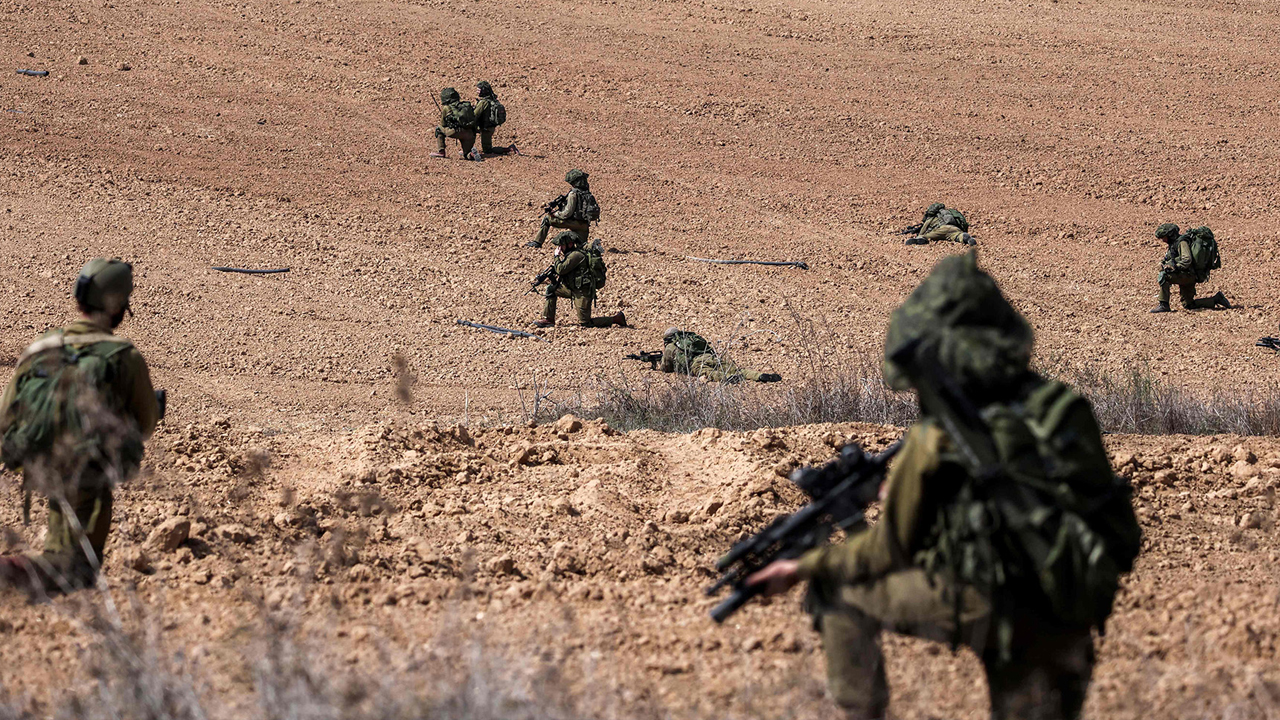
[2,0,1279,716]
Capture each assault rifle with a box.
[542,194,568,216]
[1258,337,1280,353]
[624,350,663,370]
[527,263,560,294]
[899,223,923,236]
[705,438,902,623]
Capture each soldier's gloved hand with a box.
[746,559,802,596]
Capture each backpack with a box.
[938,208,969,232]
[479,98,506,128]
[1183,226,1221,281]
[671,331,713,359]
[1,334,145,483]
[919,380,1141,636]
[573,191,601,223]
[581,240,607,290]
[445,101,477,131]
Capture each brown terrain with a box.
[1,0,1279,716]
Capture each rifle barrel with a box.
[710,585,761,624]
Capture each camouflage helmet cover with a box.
[75,257,134,314]
[565,169,589,188]
[1155,223,1180,240]
[551,230,581,247]
[663,327,680,342]
[924,202,946,217]
[476,81,494,96]
[882,251,1033,400]
[440,87,461,104]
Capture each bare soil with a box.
[1,0,1279,716]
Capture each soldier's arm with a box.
[1174,239,1194,271]
[121,348,160,440]
[553,191,578,221]
[796,422,948,586]
[553,250,586,277]
[660,345,677,373]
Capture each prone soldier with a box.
[905,202,975,246]
[659,328,781,383]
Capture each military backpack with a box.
[444,101,478,131]
[572,191,601,223]
[581,240,607,290]
[1183,226,1221,282]
[671,331,713,359]
[938,208,969,232]
[919,380,1142,635]
[479,98,506,128]
[1,334,145,481]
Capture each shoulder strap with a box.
[18,332,132,366]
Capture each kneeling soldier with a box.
[533,231,624,329]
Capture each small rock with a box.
[1111,453,1136,469]
[115,62,131,71]
[145,518,190,554]
[539,449,558,465]
[1232,445,1257,464]
[486,555,516,576]
[1231,461,1260,481]
[702,500,724,517]
[511,444,534,466]
[553,414,583,434]
[549,498,577,516]
[76,56,88,65]
[742,636,763,652]
[120,547,152,573]
[1240,512,1265,530]
[664,509,689,524]
[214,524,257,544]
[1153,470,1178,487]
[1210,447,1230,464]
[191,569,212,584]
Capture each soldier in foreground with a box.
[745,253,1140,719]
[532,231,625,329]
[474,81,517,156]
[430,87,480,160]
[1151,222,1230,312]
[527,169,599,249]
[904,202,975,246]
[659,328,781,383]
[0,259,160,595]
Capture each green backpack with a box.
[672,331,712,359]
[938,208,969,232]
[445,101,478,131]
[1,334,144,482]
[919,380,1142,635]
[480,98,506,128]
[573,191,601,223]
[1183,226,1221,282]
[581,240,607,290]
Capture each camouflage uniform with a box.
[537,232,623,328]
[530,169,593,249]
[433,87,477,157]
[907,203,975,246]
[1152,223,1228,312]
[659,329,780,383]
[474,81,514,156]
[0,260,158,592]
[795,253,1121,720]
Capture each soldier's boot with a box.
[613,311,627,328]
[428,151,446,159]
[508,144,521,155]
[531,318,554,328]
[1212,291,1232,309]
[904,236,929,246]
[961,233,977,246]
[1149,302,1171,313]
[758,373,783,383]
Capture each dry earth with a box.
[2,0,1280,716]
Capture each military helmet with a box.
[1155,223,1180,241]
[440,87,461,105]
[924,202,945,217]
[476,81,494,97]
[551,230,581,247]
[74,258,133,315]
[882,251,1033,400]
[663,327,680,342]
[565,169,589,188]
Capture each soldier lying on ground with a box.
[905,202,976,246]
[660,328,781,383]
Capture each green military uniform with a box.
[530,169,593,249]
[0,260,158,592]
[659,329,780,383]
[794,253,1134,720]
[474,81,514,156]
[537,232,623,328]
[907,203,975,246]
[1152,223,1228,312]
[432,87,477,158]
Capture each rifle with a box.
[1257,337,1280,353]
[542,193,568,216]
[526,263,560,294]
[705,439,902,623]
[624,350,663,370]
[899,223,923,236]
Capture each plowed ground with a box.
[1,0,1279,716]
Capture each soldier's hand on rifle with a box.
[746,559,802,596]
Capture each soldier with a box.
[1151,223,1230,313]
[527,169,598,249]
[905,202,975,246]
[429,87,480,160]
[532,231,625,329]
[474,81,517,157]
[660,328,781,383]
[0,259,160,595]
[746,253,1140,720]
